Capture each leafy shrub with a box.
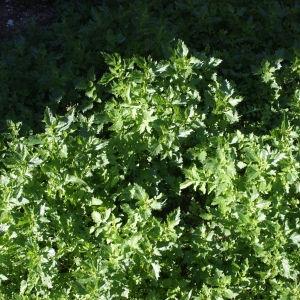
[1,0,300,299]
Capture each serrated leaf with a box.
[99,72,115,84]
[223,288,239,299]
[224,110,239,123]
[95,141,109,150]
[126,84,131,103]
[244,148,260,162]
[28,157,44,166]
[238,212,250,224]
[91,198,103,205]
[128,70,144,83]
[0,274,8,280]
[55,108,75,132]
[215,182,227,196]
[78,100,94,113]
[228,97,243,106]
[149,141,163,156]
[200,213,212,220]
[290,233,300,245]
[178,129,193,137]
[20,280,27,294]
[65,175,87,186]
[132,184,148,201]
[237,161,247,169]
[44,107,55,126]
[25,136,42,146]
[167,208,180,229]
[177,41,189,57]
[151,262,161,280]
[103,208,111,222]
[180,180,195,189]
[91,211,101,223]
[74,78,89,90]
[87,66,96,82]
[206,231,214,241]
[208,57,222,67]
[127,234,142,249]
[282,258,291,278]
[150,199,163,210]
[85,86,96,98]
[211,196,225,206]
[247,166,260,181]
[156,63,169,73]
[256,199,271,209]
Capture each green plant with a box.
[1,0,300,298]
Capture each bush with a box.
[1,0,300,298]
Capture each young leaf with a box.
[237,161,247,169]
[44,107,55,126]
[91,198,103,206]
[177,41,189,58]
[228,97,243,106]
[282,258,291,279]
[91,211,101,224]
[65,174,87,186]
[180,180,195,189]
[132,184,148,202]
[167,208,180,229]
[290,233,300,246]
[151,262,161,280]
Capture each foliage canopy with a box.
[1,0,300,299]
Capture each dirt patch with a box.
[0,0,58,44]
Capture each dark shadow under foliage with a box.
[0,0,299,138]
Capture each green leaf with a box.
[127,234,142,249]
[99,72,115,84]
[91,198,103,206]
[85,86,96,98]
[28,157,44,166]
[44,107,55,127]
[200,213,212,220]
[151,262,161,280]
[244,148,260,162]
[224,110,239,123]
[155,63,169,73]
[178,129,193,138]
[25,136,43,146]
[65,174,87,186]
[0,274,8,281]
[87,66,96,82]
[167,208,180,229]
[180,180,195,189]
[223,288,239,299]
[91,211,101,224]
[132,184,148,202]
[20,280,27,294]
[206,231,214,241]
[237,161,247,169]
[228,97,243,106]
[55,108,75,132]
[208,57,222,67]
[247,166,260,181]
[238,212,250,224]
[290,233,300,246]
[282,258,291,279]
[177,40,189,58]
[149,142,163,156]
[74,78,89,89]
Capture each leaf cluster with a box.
[1,0,300,299]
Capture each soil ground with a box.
[0,0,58,44]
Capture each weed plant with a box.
[0,0,300,298]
